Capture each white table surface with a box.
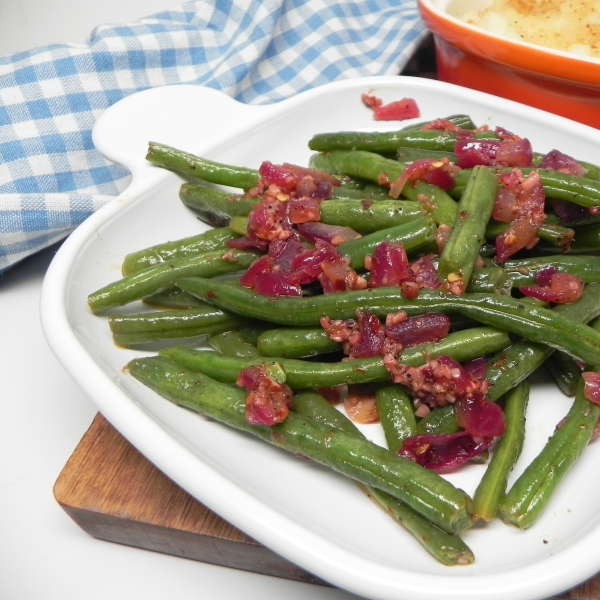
[0,2,364,599]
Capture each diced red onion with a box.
[398,431,495,473]
[455,397,506,437]
[540,149,587,177]
[368,241,411,288]
[372,98,420,121]
[583,372,600,406]
[385,313,450,348]
[297,221,360,246]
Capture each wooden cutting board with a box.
[54,413,600,599]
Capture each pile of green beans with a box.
[88,113,600,567]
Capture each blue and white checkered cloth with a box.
[0,0,426,276]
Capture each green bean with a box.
[363,485,475,566]
[88,248,259,314]
[309,150,405,184]
[417,406,460,435]
[330,187,390,201]
[466,267,512,295]
[108,307,242,347]
[397,147,458,166]
[338,216,437,270]
[438,166,498,293]
[544,352,582,396]
[179,184,259,227]
[208,330,262,358]
[257,327,341,358]
[451,168,600,210]
[291,389,474,564]
[375,384,418,453]
[486,282,600,399]
[399,180,459,226]
[503,255,600,287]
[146,142,259,189]
[320,200,427,233]
[159,327,510,389]
[499,376,600,529]
[126,355,474,533]
[143,288,208,309]
[308,130,460,153]
[472,381,530,522]
[174,279,600,365]
[122,227,240,275]
[292,390,361,435]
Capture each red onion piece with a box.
[398,432,495,473]
[290,240,341,281]
[455,397,506,437]
[368,241,411,288]
[540,149,587,177]
[385,313,450,348]
[372,98,420,121]
[583,372,600,406]
[253,271,302,297]
[348,313,386,359]
[297,221,360,246]
[454,139,502,168]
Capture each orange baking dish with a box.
[417,0,600,129]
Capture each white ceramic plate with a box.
[41,77,600,600]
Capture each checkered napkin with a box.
[0,0,427,276]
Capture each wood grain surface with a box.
[53,413,600,599]
[53,413,323,585]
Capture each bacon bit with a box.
[221,250,239,263]
[361,93,383,110]
[493,169,546,263]
[373,98,420,122]
[421,118,462,132]
[236,364,293,426]
[288,197,321,224]
[385,311,408,327]
[583,372,600,406]
[398,431,495,473]
[246,196,293,242]
[320,316,358,344]
[435,224,452,254]
[344,385,380,424]
[258,161,340,196]
[319,260,367,293]
[383,354,490,408]
[400,281,420,300]
[519,272,584,304]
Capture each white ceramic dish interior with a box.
[41,77,600,600]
